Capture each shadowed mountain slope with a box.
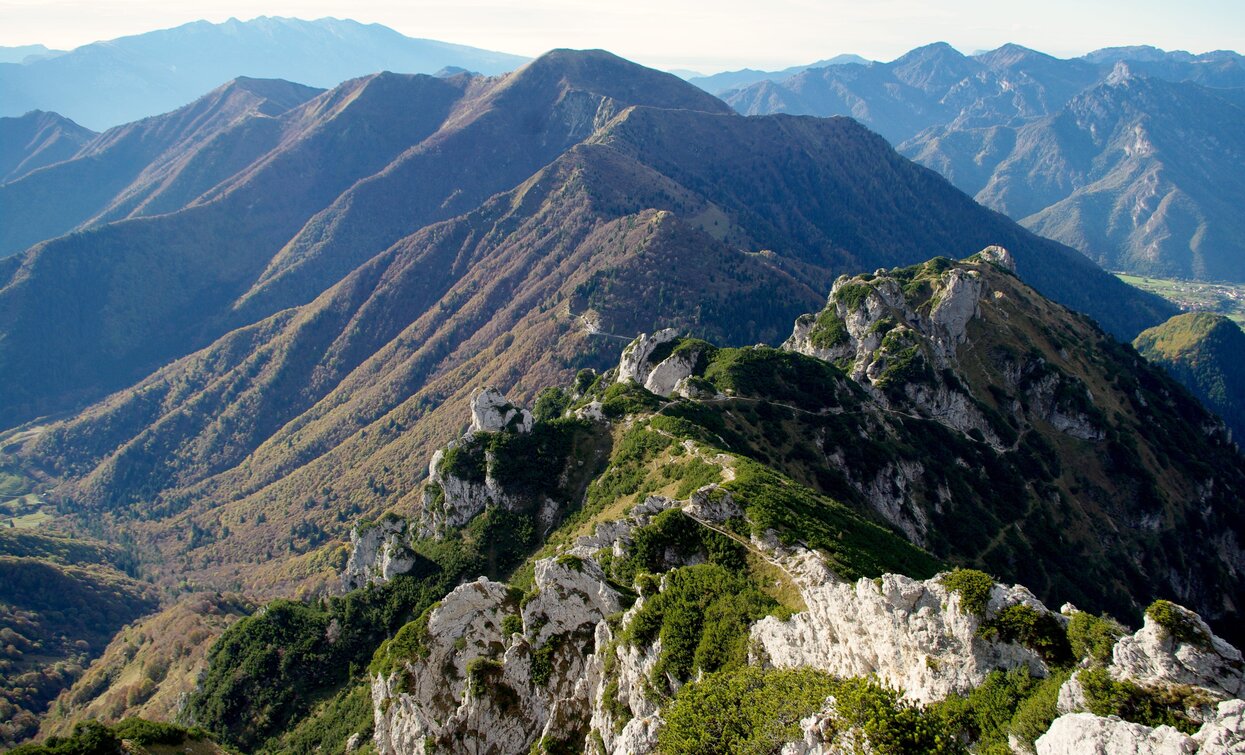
[0,110,94,183]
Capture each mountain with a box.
[724,43,1245,281]
[0,110,94,183]
[911,70,1245,280]
[687,53,871,94]
[0,44,63,64]
[1134,312,1245,441]
[0,77,323,256]
[0,17,529,130]
[0,54,1177,600]
[2,46,1242,754]
[132,250,1245,754]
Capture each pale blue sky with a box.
[1,0,1242,72]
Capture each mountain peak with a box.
[505,48,733,115]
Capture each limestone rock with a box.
[617,329,680,388]
[751,570,1052,705]
[372,556,624,755]
[643,346,703,397]
[979,244,1017,272]
[1111,606,1245,698]
[1036,713,1196,754]
[341,516,417,591]
[469,387,533,434]
[1194,699,1245,754]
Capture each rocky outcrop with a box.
[342,516,418,591]
[416,389,556,539]
[782,251,1009,447]
[1195,699,1245,753]
[1038,699,1245,755]
[977,244,1017,273]
[469,387,533,434]
[751,571,1053,705]
[1111,605,1245,698]
[416,443,510,539]
[1036,713,1196,754]
[615,329,712,398]
[372,557,623,755]
[617,329,680,387]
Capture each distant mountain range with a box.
[686,54,871,93]
[0,17,528,129]
[721,43,1245,281]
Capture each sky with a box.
[1,0,1242,72]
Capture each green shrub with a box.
[1145,600,1211,649]
[466,657,504,697]
[1067,611,1126,665]
[977,604,1072,667]
[1078,668,1203,734]
[501,614,523,637]
[9,721,122,755]
[622,563,777,686]
[601,382,664,418]
[808,309,850,350]
[659,667,961,755]
[835,283,874,309]
[1008,671,1071,747]
[530,641,556,687]
[533,387,572,422]
[110,718,198,745]
[940,569,994,617]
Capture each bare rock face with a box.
[372,557,623,755]
[617,328,680,387]
[416,444,510,539]
[416,388,545,539]
[978,244,1017,272]
[1195,699,1245,754]
[751,571,1053,705]
[469,387,533,434]
[1036,713,1196,755]
[1111,605,1245,698]
[342,516,417,591]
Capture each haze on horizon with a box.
[1,0,1242,73]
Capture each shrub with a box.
[977,604,1073,667]
[1078,668,1203,734]
[1067,611,1126,665]
[532,387,572,422]
[940,569,994,617]
[659,667,962,755]
[1145,600,1211,649]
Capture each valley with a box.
[1117,273,1245,324]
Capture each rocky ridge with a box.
[344,265,1245,751]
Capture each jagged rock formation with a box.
[469,387,534,435]
[342,515,420,591]
[1037,714,1197,754]
[752,574,1052,704]
[1039,700,1245,754]
[1110,603,1245,698]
